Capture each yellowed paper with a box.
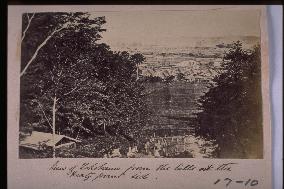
[8,5,271,189]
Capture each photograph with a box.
[19,9,263,159]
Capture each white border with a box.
[7,6,273,189]
[267,5,283,189]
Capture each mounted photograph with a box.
[19,9,263,159]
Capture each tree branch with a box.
[21,13,35,43]
[37,101,53,130]
[63,85,79,96]
[20,26,66,77]
[62,77,89,96]
[79,125,92,133]
[49,70,55,82]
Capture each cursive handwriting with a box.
[48,161,238,182]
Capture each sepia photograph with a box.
[19,9,263,159]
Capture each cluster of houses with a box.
[139,57,224,83]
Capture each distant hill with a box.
[106,36,260,52]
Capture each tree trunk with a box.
[21,13,35,43]
[20,26,65,77]
[136,66,139,81]
[103,122,106,134]
[52,96,57,158]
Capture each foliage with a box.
[140,75,164,83]
[171,151,194,158]
[195,41,263,158]
[20,12,148,143]
[176,73,186,81]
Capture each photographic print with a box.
[19,9,263,159]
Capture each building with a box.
[19,131,81,151]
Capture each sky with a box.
[91,10,261,48]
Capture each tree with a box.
[20,12,148,158]
[20,12,107,157]
[130,53,145,80]
[176,73,186,81]
[195,41,263,158]
[20,12,106,77]
[165,75,175,83]
[82,50,148,140]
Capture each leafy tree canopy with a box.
[20,12,147,142]
[195,41,262,159]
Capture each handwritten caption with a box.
[49,160,239,182]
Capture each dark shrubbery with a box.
[196,41,263,158]
[20,13,148,147]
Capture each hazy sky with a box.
[91,10,261,47]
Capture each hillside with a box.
[143,81,209,133]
